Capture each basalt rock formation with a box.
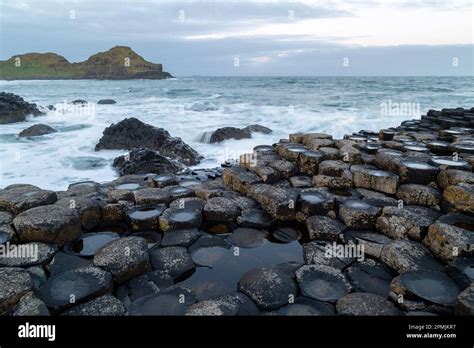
[0,106,473,316]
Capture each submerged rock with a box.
[95,117,201,165]
[19,124,57,137]
[37,266,113,312]
[227,227,267,248]
[295,264,351,303]
[129,286,197,315]
[390,270,460,306]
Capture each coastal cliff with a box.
[0,46,173,80]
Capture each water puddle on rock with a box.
[179,236,304,301]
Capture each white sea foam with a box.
[0,77,472,190]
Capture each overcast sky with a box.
[0,0,473,75]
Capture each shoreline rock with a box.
[1,105,474,316]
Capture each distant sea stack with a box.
[0,46,173,80]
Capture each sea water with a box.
[0,76,473,190]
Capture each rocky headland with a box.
[0,46,172,80]
[0,94,473,316]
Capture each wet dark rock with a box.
[237,208,275,229]
[13,205,82,247]
[54,196,102,230]
[343,259,393,297]
[64,232,119,258]
[390,270,460,306]
[129,286,197,315]
[446,257,474,290]
[12,292,50,316]
[443,183,474,214]
[398,160,438,184]
[272,227,301,243]
[342,231,392,259]
[380,240,443,274]
[134,188,171,206]
[186,292,260,316]
[161,229,202,247]
[274,303,321,316]
[295,264,351,302]
[113,149,182,176]
[63,294,124,316]
[46,252,92,276]
[203,197,240,222]
[396,184,441,206]
[276,143,307,162]
[95,118,201,165]
[237,267,298,310]
[150,173,178,188]
[247,184,298,221]
[293,297,336,315]
[97,99,117,105]
[338,199,381,230]
[93,237,151,283]
[127,204,166,231]
[455,284,474,315]
[0,242,57,267]
[351,165,399,194]
[0,92,44,124]
[227,227,267,248]
[37,266,113,312]
[0,267,33,315]
[376,205,440,240]
[159,208,202,231]
[0,185,57,214]
[19,124,56,137]
[207,124,272,143]
[306,215,345,241]
[149,246,194,279]
[303,241,355,269]
[336,292,401,315]
[423,221,474,262]
[132,231,162,251]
